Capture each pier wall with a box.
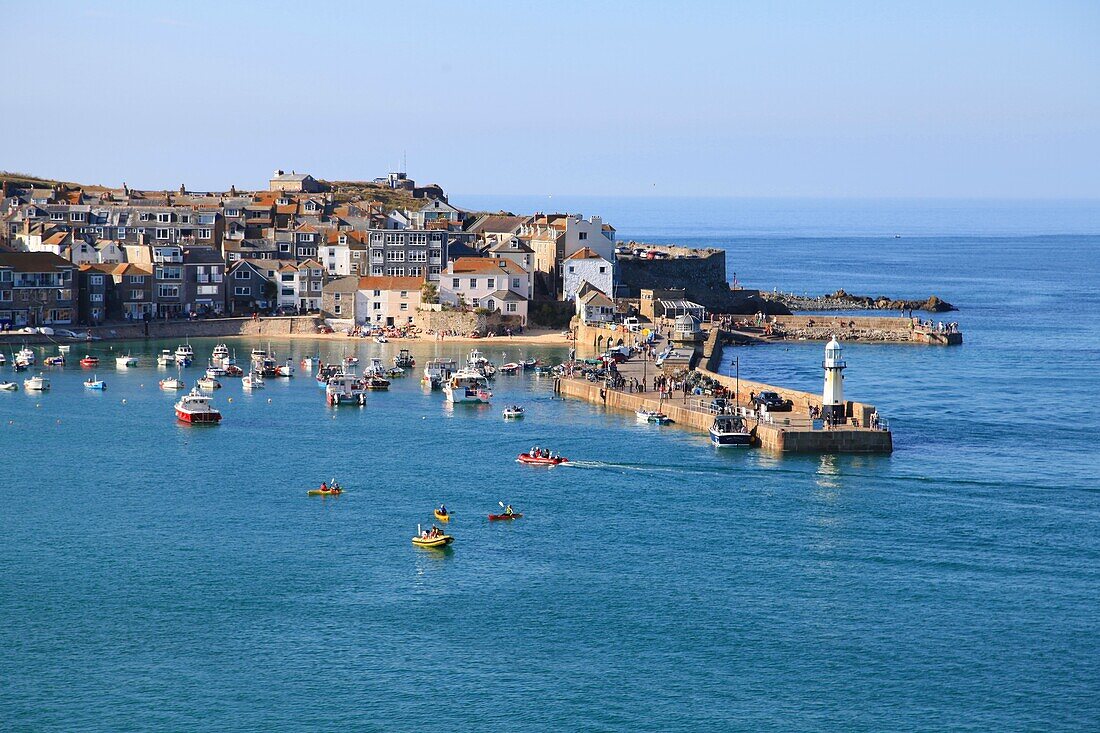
[0,316,319,344]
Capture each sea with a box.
[2,198,1098,731]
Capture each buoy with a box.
[36,403,41,408]
[267,398,272,403]
[122,398,127,404]
[227,397,233,403]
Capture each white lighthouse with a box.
[822,337,846,424]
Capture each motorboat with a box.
[412,527,453,548]
[394,349,415,368]
[301,356,320,371]
[636,409,672,425]
[325,369,366,406]
[466,349,495,378]
[197,376,222,391]
[224,365,244,377]
[275,359,294,377]
[499,362,522,375]
[24,374,50,391]
[57,344,71,354]
[80,355,99,368]
[443,369,492,404]
[710,415,752,447]
[84,375,106,390]
[502,405,525,419]
[242,372,264,390]
[116,355,138,368]
[174,343,194,365]
[157,350,176,367]
[385,367,405,378]
[363,375,390,391]
[159,376,185,391]
[0,381,18,391]
[211,343,230,364]
[175,388,221,424]
[12,359,28,372]
[205,366,227,379]
[521,358,538,370]
[421,358,457,390]
[315,363,343,387]
[16,347,35,365]
[517,451,568,466]
[533,365,555,376]
[44,355,65,366]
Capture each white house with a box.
[562,247,614,302]
[577,288,616,325]
[487,238,536,296]
[440,257,529,324]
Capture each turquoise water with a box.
[3,199,1100,730]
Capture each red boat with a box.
[174,389,222,424]
[80,356,99,367]
[488,512,523,521]
[516,453,568,466]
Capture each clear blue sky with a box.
[3,0,1098,198]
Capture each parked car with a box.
[753,391,793,412]
[272,305,297,316]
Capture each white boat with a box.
[499,362,522,374]
[275,359,294,377]
[502,405,525,419]
[422,359,457,390]
[344,355,359,366]
[159,376,185,391]
[116,354,138,368]
[84,375,106,390]
[175,388,221,424]
[157,350,176,367]
[301,356,320,371]
[212,343,230,363]
[0,354,6,366]
[242,373,264,390]
[16,347,35,366]
[710,415,752,447]
[0,381,17,391]
[174,343,194,365]
[58,345,71,354]
[444,369,492,404]
[24,374,50,391]
[394,349,415,368]
[325,370,366,406]
[205,365,227,378]
[636,409,672,425]
[197,376,222,391]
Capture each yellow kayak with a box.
[307,488,342,496]
[412,534,454,548]
[434,509,451,523]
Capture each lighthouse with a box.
[822,337,846,424]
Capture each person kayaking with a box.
[505,504,514,516]
[320,481,328,492]
[438,504,448,516]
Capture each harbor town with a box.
[0,168,963,454]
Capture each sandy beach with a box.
[276,328,574,346]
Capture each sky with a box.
[2,0,1098,198]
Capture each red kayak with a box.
[517,453,568,466]
[488,513,523,521]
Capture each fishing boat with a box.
[362,358,390,390]
[44,355,65,366]
[488,512,523,521]
[174,387,221,424]
[466,348,496,378]
[385,367,405,378]
[116,354,138,368]
[636,409,672,425]
[24,374,50,391]
[394,349,415,368]
[0,381,18,391]
[499,362,522,375]
[12,359,28,372]
[710,414,752,447]
[256,356,279,378]
[80,355,99,368]
[159,375,185,391]
[211,343,230,364]
[421,358,457,390]
[433,509,451,523]
[275,359,294,377]
[157,350,176,367]
[502,405,525,419]
[242,372,264,390]
[325,369,366,406]
[315,363,343,387]
[197,376,222,391]
[224,364,244,377]
[174,343,194,365]
[205,365,227,378]
[83,375,106,390]
[16,347,35,366]
[443,369,492,404]
[516,452,568,466]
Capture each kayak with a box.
[517,453,568,466]
[434,509,451,523]
[488,513,523,521]
[412,534,454,548]
[307,488,342,496]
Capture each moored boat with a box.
[636,409,672,425]
[84,375,106,390]
[325,370,366,406]
[116,354,138,368]
[24,374,50,391]
[57,344,71,354]
[242,372,264,390]
[16,347,35,366]
[275,359,294,377]
[0,381,18,391]
[205,364,227,378]
[394,349,415,368]
[444,369,492,404]
[44,355,65,366]
[174,387,222,423]
[197,376,222,391]
[157,350,176,367]
[80,355,99,368]
[174,343,194,365]
[499,362,521,374]
[421,358,457,389]
[159,376,185,391]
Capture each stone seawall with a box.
[0,316,319,344]
[616,251,787,314]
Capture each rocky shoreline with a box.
[762,289,957,313]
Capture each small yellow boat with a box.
[307,488,342,496]
[434,509,451,523]
[412,534,454,548]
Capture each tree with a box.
[421,281,439,304]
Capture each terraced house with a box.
[0,252,77,328]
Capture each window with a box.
[512,278,520,289]
[385,267,405,277]
[579,232,588,241]
[469,278,477,288]
[334,304,342,315]
[235,270,250,280]
[128,290,144,300]
[51,212,65,221]
[128,276,146,284]
[71,212,86,222]
[226,209,240,217]
[399,303,408,311]
[140,212,152,222]
[408,250,427,262]
[599,266,606,274]
[487,278,495,289]
[118,227,126,237]
[409,267,423,277]
[281,288,294,296]
[371,266,383,276]
[155,266,181,280]
[485,299,495,311]
[568,266,575,273]
[0,291,12,302]
[156,228,170,240]
[399,291,408,298]
[279,243,291,253]
[387,250,405,261]
[373,302,381,310]
[506,302,517,313]
[157,213,171,223]
[158,285,179,298]
[234,287,250,296]
[199,229,213,239]
[451,278,460,288]
[281,274,294,283]
[471,299,479,308]
[90,275,104,285]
